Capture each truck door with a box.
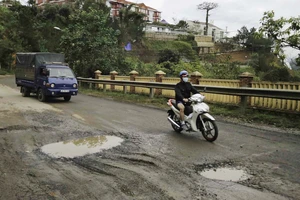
[36,67,48,89]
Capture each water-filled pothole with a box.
[200,167,251,182]
[41,135,123,158]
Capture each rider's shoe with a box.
[181,124,188,131]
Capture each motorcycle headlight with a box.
[50,83,55,88]
[73,83,77,88]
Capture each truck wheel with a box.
[21,87,30,97]
[37,89,46,102]
[63,96,71,102]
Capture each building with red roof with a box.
[35,0,161,22]
[107,0,161,22]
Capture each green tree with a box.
[296,55,300,66]
[260,11,300,61]
[60,6,125,77]
[35,4,73,52]
[110,4,146,45]
[0,2,38,70]
[0,6,18,70]
[8,2,39,51]
[176,20,189,30]
[249,52,293,81]
[233,26,272,52]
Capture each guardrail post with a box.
[94,70,102,89]
[239,72,254,112]
[129,70,139,93]
[110,71,118,91]
[149,88,154,98]
[155,70,166,96]
[89,78,93,89]
[78,77,82,88]
[190,71,203,85]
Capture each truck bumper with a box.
[46,89,78,97]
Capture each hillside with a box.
[218,50,252,64]
[125,39,197,63]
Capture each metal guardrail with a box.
[77,77,300,101]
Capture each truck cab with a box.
[36,64,78,101]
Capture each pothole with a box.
[41,135,124,158]
[200,167,252,182]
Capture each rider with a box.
[175,70,199,130]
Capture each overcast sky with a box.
[137,0,300,37]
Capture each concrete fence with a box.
[79,70,300,112]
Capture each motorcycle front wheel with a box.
[170,114,183,133]
[199,118,218,142]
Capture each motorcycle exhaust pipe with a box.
[167,116,181,128]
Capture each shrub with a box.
[158,49,180,67]
[145,40,197,62]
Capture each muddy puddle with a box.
[41,135,123,158]
[200,167,251,182]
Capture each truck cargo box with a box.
[15,52,65,81]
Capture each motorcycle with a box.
[167,93,218,142]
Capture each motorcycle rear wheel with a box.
[199,118,218,142]
[170,114,183,133]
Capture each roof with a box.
[16,52,63,56]
[187,20,223,30]
[109,0,161,12]
[161,19,169,24]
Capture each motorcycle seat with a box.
[170,99,193,116]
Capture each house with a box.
[0,0,13,7]
[35,0,73,7]
[186,20,225,42]
[107,0,161,22]
[35,0,161,23]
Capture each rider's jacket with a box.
[175,81,198,102]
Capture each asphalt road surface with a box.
[0,75,299,200]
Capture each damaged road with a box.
[0,76,300,200]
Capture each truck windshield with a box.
[48,68,75,78]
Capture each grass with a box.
[0,69,7,75]
[209,103,300,129]
[79,87,300,131]
[80,88,169,109]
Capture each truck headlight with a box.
[73,84,77,88]
[50,83,55,88]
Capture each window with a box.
[48,68,75,78]
[220,31,224,38]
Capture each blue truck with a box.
[15,52,78,102]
